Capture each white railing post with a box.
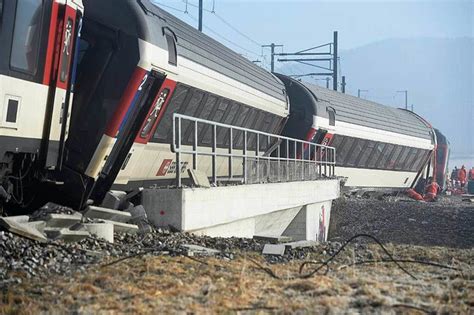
[229,128,233,178]
[176,116,182,187]
[193,120,198,170]
[243,131,247,183]
[212,124,217,184]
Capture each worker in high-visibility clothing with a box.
[458,165,467,188]
[423,180,439,202]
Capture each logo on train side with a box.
[156,159,188,176]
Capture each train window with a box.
[10,0,44,74]
[253,111,266,130]
[368,142,384,168]
[183,90,205,144]
[245,110,262,150]
[0,0,3,19]
[5,98,20,123]
[213,99,228,123]
[214,100,230,146]
[404,148,419,171]
[267,115,280,134]
[327,107,336,126]
[163,28,177,66]
[262,113,273,132]
[348,139,367,167]
[329,134,342,148]
[198,95,218,145]
[224,102,240,125]
[233,105,250,149]
[376,143,394,169]
[336,136,354,166]
[395,146,410,170]
[221,103,240,146]
[358,140,376,168]
[387,145,403,170]
[152,85,190,142]
[341,137,358,166]
[412,150,429,172]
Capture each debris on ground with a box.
[0,203,141,245]
[0,195,472,313]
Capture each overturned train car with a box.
[275,74,444,191]
[0,0,447,212]
[0,0,288,210]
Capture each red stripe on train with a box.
[104,67,148,138]
[42,1,60,85]
[134,78,177,144]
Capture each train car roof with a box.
[293,78,433,140]
[82,0,286,104]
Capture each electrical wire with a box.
[153,1,185,13]
[182,0,263,52]
[186,12,261,58]
[211,12,262,47]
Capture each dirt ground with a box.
[1,196,473,314]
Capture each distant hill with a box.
[278,37,473,158]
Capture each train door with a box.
[88,71,166,204]
[41,0,83,170]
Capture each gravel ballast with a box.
[1,195,473,313]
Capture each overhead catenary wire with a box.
[152,1,262,59]
[186,11,261,58]
[182,0,263,49]
[153,1,186,13]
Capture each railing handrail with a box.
[172,113,335,152]
[172,113,336,187]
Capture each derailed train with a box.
[0,0,447,211]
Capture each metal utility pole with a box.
[276,31,339,91]
[341,75,346,93]
[198,0,203,31]
[333,31,338,91]
[358,89,368,98]
[262,43,283,72]
[397,90,408,110]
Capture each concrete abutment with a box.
[141,179,340,241]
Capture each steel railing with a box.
[172,113,336,187]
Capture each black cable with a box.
[299,234,418,279]
[339,259,461,272]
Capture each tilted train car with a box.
[0,0,289,210]
[275,74,437,191]
[0,0,447,212]
[0,0,84,210]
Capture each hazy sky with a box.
[154,0,473,69]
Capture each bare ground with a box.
[1,196,473,314]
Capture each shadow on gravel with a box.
[328,196,474,249]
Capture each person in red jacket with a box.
[424,179,439,202]
[458,165,467,188]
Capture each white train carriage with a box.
[275,74,436,190]
[60,0,289,207]
[0,0,83,209]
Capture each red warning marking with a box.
[156,159,173,176]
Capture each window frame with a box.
[162,27,177,66]
[10,0,45,75]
